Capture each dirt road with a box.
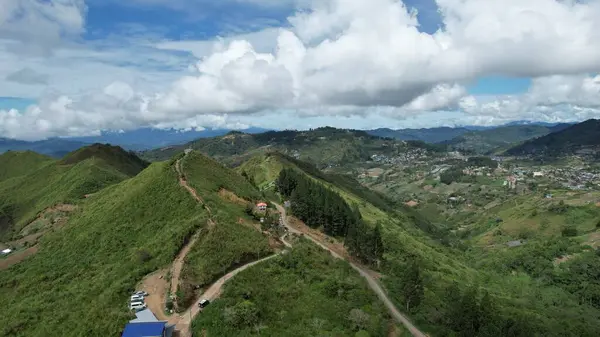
[172,253,280,334]
[274,203,427,337]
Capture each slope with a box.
[367,127,470,143]
[141,127,439,167]
[0,151,54,182]
[445,125,553,154]
[173,151,271,309]
[506,119,600,157]
[0,144,148,241]
[238,152,600,336]
[0,160,207,337]
[0,149,277,337]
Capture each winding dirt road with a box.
[274,203,427,337]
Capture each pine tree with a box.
[400,257,424,312]
[371,224,384,262]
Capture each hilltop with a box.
[140,127,441,167]
[506,119,600,158]
[60,143,149,176]
[0,144,148,241]
[443,124,556,154]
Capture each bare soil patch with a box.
[0,246,38,270]
[139,269,170,321]
[218,188,248,206]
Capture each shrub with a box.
[561,226,578,237]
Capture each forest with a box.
[276,168,383,265]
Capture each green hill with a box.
[60,143,149,176]
[237,152,600,336]
[0,151,54,182]
[0,144,148,240]
[506,119,600,157]
[0,150,276,336]
[445,125,553,154]
[141,127,440,167]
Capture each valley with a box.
[1,120,600,337]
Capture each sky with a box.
[0,0,600,140]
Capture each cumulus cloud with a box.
[0,0,86,53]
[459,74,600,124]
[4,0,600,139]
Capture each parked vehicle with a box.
[129,302,147,311]
[130,295,144,302]
[133,291,148,297]
[198,299,210,308]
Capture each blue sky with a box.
[0,0,599,140]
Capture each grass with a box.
[192,240,391,337]
[0,151,53,182]
[176,151,272,308]
[0,161,206,337]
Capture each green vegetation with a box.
[177,151,272,308]
[277,168,384,264]
[506,119,600,157]
[0,145,148,240]
[60,143,149,176]
[192,241,391,337]
[0,151,53,181]
[141,127,438,168]
[0,161,206,336]
[445,125,553,154]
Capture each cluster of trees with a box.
[442,284,533,337]
[440,167,475,185]
[276,168,383,264]
[467,156,498,168]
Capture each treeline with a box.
[276,168,383,264]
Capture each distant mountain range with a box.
[506,119,600,157]
[367,127,471,143]
[442,124,573,155]
[0,127,269,157]
[0,121,579,158]
[139,127,442,166]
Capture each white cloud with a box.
[0,0,86,53]
[459,74,600,124]
[4,0,600,140]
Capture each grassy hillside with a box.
[0,151,53,182]
[0,161,207,336]
[60,143,149,176]
[193,241,391,336]
[141,127,439,167]
[0,145,148,240]
[506,119,600,157]
[240,152,600,336]
[238,152,395,222]
[0,149,277,336]
[176,151,272,308]
[445,125,552,154]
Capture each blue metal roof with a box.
[122,322,165,337]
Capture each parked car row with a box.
[129,290,149,311]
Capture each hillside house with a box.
[256,202,267,212]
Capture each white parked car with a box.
[133,291,148,297]
[129,301,147,311]
[130,295,144,302]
